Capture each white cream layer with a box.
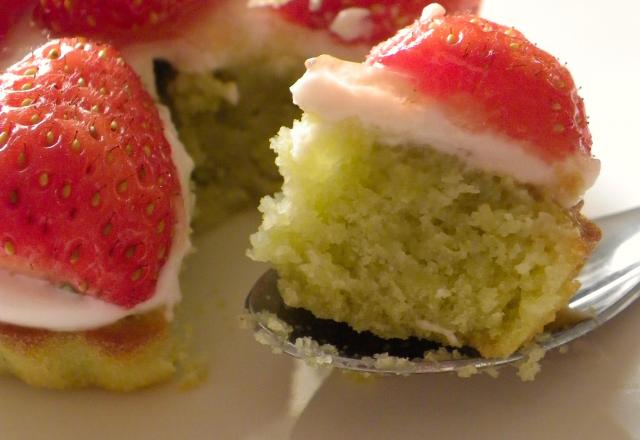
[291,55,600,206]
[122,0,368,96]
[329,8,373,42]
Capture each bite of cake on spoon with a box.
[249,4,601,359]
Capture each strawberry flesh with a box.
[261,0,481,45]
[366,11,591,161]
[34,0,213,44]
[0,38,182,308]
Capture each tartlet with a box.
[249,4,601,358]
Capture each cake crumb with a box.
[423,347,463,362]
[247,311,293,339]
[293,337,338,368]
[371,353,417,375]
[244,312,553,381]
[516,343,546,381]
[456,364,478,378]
[374,353,410,370]
[178,356,208,390]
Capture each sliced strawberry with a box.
[34,0,212,44]
[366,6,591,161]
[0,38,182,308]
[0,1,37,41]
[258,0,481,45]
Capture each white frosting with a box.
[421,3,446,21]
[291,55,600,205]
[329,8,373,42]
[121,0,368,90]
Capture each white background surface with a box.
[1,0,640,439]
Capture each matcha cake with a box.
[250,5,601,358]
[0,32,193,389]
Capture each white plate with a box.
[1,0,640,438]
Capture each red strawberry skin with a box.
[0,1,37,41]
[366,9,591,161]
[261,0,481,45]
[0,38,182,308]
[34,0,213,44]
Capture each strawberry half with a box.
[34,0,212,44]
[0,38,182,308]
[257,0,481,45]
[366,5,591,161]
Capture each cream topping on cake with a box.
[0,105,194,331]
[329,8,374,42]
[291,55,600,206]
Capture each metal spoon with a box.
[245,207,640,374]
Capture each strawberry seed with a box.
[4,241,15,255]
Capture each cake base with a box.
[250,116,600,358]
[0,311,176,391]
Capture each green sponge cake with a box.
[156,60,302,229]
[0,312,174,391]
[250,6,601,358]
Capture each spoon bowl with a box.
[246,207,640,374]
